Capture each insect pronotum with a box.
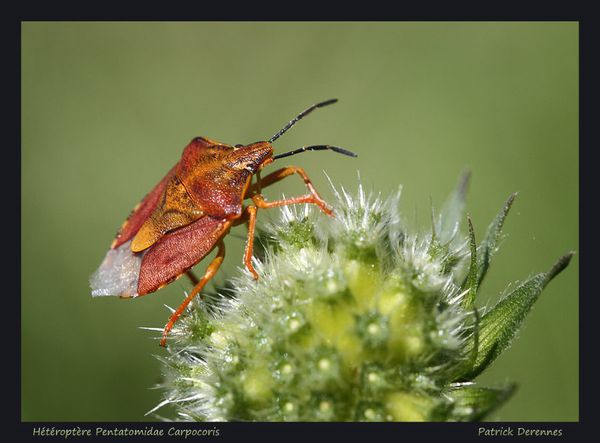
[90,99,357,346]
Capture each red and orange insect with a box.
[90,99,356,346]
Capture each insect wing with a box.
[137,216,231,295]
[130,174,204,252]
[111,166,176,250]
[91,215,230,298]
[91,166,176,297]
[90,239,142,298]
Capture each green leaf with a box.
[461,216,478,309]
[543,252,575,287]
[476,193,517,287]
[437,170,470,244]
[462,252,574,379]
[446,384,517,421]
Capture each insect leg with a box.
[246,166,333,216]
[252,193,333,217]
[160,241,226,347]
[243,205,259,280]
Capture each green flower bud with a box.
[150,174,572,422]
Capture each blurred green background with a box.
[21,22,578,421]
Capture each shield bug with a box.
[90,99,357,346]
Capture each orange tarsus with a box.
[160,241,226,347]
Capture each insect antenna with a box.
[269,98,339,143]
[272,145,358,160]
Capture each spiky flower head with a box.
[150,173,572,422]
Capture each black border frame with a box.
[11,11,593,442]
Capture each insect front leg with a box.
[247,166,334,216]
[160,240,226,347]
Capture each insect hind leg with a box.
[160,241,226,347]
